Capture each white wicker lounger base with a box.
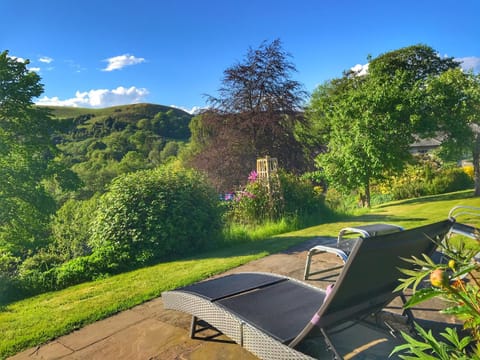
[162,290,316,360]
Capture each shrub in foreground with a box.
[89,164,223,267]
[392,232,480,358]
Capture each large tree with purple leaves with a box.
[188,39,311,190]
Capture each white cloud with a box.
[350,63,369,76]
[170,105,203,115]
[29,67,41,73]
[457,57,480,73]
[102,54,145,71]
[35,86,149,108]
[39,56,53,64]
[7,55,26,63]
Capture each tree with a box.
[307,44,459,206]
[0,51,77,257]
[425,69,480,196]
[189,39,309,190]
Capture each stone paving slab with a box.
[8,236,459,360]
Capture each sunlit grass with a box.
[1,190,479,359]
[222,217,297,243]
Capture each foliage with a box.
[227,170,325,225]
[51,196,100,260]
[189,39,310,190]
[0,51,79,259]
[425,69,480,197]
[307,44,460,207]
[378,157,474,200]
[89,163,223,266]
[392,229,480,359]
[49,104,192,196]
[17,250,63,293]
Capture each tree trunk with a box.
[365,180,371,208]
[473,132,480,197]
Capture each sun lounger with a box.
[303,223,404,280]
[431,205,480,265]
[448,205,480,239]
[162,220,452,359]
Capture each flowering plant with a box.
[248,170,258,183]
[391,230,480,359]
[229,172,278,224]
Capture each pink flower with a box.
[248,170,258,182]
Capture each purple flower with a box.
[223,192,234,201]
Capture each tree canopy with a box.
[189,39,310,190]
[0,51,76,257]
[307,44,460,206]
[425,69,480,195]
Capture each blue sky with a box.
[2,0,480,113]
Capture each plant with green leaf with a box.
[391,232,480,359]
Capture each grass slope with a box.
[1,190,479,358]
[42,103,190,122]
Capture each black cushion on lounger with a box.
[308,220,451,329]
[177,272,287,301]
[334,239,356,254]
[217,279,326,344]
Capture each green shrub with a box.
[17,250,63,293]
[426,167,473,194]
[229,178,276,224]
[280,171,325,216]
[228,170,325,225]
[89,163,223,266]
[0,251,21,303]
[54,248,120,288]
[381,159,474,201]
[51,196,100,260]
[324,188,359,214]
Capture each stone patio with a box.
[9,237,460,360]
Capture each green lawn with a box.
[1,190,479,359]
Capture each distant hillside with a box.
[41,103,194,197]
[43,103,191,124]
[42,103,192,141]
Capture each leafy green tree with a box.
[425,69,480,196]
[0,51,78,256]
[307,44,459,206]
[189,39,309,190]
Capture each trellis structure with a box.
[256,156,278,180]
[256,156,279,202]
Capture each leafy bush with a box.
[228,170,325,225]
[379,158,474,201]
[392,231,480,358]
[51,196,100,261]
[89,163,223,266]
[54,248,120,288]
[324,188,360,214]
[0,251,20,303]
[426,167,474,195]
[17,250,63,293]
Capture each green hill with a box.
[42,103,194,197]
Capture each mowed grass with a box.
[1,190,479,359]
